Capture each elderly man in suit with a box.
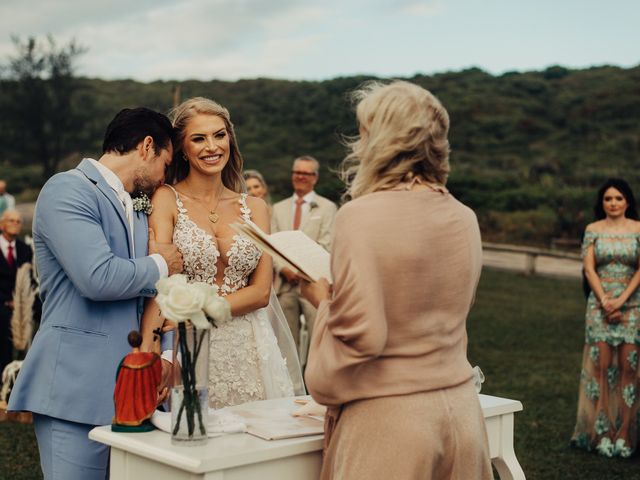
[0,209,32,374]
[8,108,183,480]
[271,156,337,364]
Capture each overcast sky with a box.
[0,0,638,82]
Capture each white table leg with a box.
[491,413,526,480]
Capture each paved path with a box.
[483,249,582,279]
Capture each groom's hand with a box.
[148,228,183,275]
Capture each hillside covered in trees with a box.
[1,64,639,246]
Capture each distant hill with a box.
[2,65,639,246]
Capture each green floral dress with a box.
[572,232,640,457]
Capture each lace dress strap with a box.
[165,185,187,214]
[238,193,252,222]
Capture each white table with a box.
[479,394,526,480]
[90,394,525,480]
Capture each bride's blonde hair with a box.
[341,80,450,199]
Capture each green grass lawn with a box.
[0,421,40,480]
[468,269,640,479]
[2,268,640,479]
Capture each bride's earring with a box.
[183,153,189,162]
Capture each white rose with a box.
[191,281,218,299]
[155,281,209,329]
[156,274,188,296]
[204,295,231,323]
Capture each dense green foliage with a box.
[0,36,92,181]
[1,64,639,246]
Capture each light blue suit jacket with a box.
[9,159,161,425]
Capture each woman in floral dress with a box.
[572,178,640,457]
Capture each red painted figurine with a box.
[112,330,161,432]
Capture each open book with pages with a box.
[230,220,332,283]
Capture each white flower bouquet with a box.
[155,274,231,441]
[132,193,153,215]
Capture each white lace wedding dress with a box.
[168,186,303,408]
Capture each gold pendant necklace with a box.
[182,181,225,223]
[208,181,226,223]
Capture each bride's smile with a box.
[183,113,230,175]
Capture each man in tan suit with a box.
[271,156,337,364]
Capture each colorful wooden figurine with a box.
[112,330,161,432]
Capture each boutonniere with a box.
[132,193,153,215]
[309,201,318,210]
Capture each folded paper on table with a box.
[230,220,332,283]
[232,406,324,440]
[151,400,324,441]
[151,409,247,438]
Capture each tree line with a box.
[1,37,639,246]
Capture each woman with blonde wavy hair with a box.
[141,97,304,408]
[301,81,492,479]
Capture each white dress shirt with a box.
[88,159,167,278]
[290,191,316,229]
[0,235,16,263]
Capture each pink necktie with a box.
[293,197,304,230]
[7,244,15,268]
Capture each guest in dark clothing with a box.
[0,210,32,374]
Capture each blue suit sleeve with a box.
[35,173,160,301]
[161,331,174,352]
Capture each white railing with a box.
[483,242,581,278]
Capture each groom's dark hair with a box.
[102,107,175,155]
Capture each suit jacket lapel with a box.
[299,196,319,231]
[300,204,313,231]
[133,212,149,259]
[76,159,134,257]
[280,197,294,230]
[16,241,31,265]
[133,213,150,325]
[0,249,9,269]
[0,241,27,271]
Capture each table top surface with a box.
[479,393,523,417]
[90,393,522,474]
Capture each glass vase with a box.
[171,322,209,445]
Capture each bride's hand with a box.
[161,318,176,333]
[300,278,331,308]
[156,359,172,406]
[292,398,327,417]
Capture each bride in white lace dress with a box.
[141,97,304,408]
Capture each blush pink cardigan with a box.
[305,189,482,407]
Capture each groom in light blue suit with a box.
[9,108,183,480]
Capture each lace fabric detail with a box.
[220,234,262,295]
[208,314,266,409]
[171,192,220,285]
[167,187,293,408]
[207,308,295,409]
[168,188,261,292]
